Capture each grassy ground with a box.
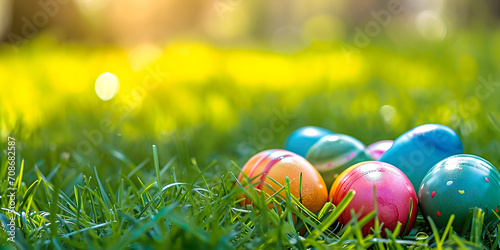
[2,32,500,248]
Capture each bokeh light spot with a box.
[416,11,447,41]
[95,72,120,101]
[380,105,396,124]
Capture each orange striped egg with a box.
[237,149,328,212]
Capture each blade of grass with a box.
[427,216,442,250]
[307,190,355,241]
[152,145,162,189]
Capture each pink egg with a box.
[330,161,417,236]
[367,140,393,160]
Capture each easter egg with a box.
[330,161,418,236]
[419,154,500,230]
[306,134,373,187]
[237,149,328,212]
[284,126,334,157]
[379,124,463,192]
[367,140,393,160]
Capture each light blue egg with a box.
[379,124,464,192]
[284,126,334,157]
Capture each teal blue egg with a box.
[306,134,373,187]
[284,126,334,157]
[419,154,500,230]
[379,124,463,192]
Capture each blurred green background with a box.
[1,0,500,185]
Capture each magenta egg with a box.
[367,140,393,160]
[330,161,418,236]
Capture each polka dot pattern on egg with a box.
[419,154,500,230]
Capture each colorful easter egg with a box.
[419,154,500,230]
[284,126,334,157]
[367,140,393,160]
[330,161,418,236]
[306,134,373,187]
[237,149,328,212]
[379,124,463,192]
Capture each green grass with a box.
[1,141,499,249]
[2,34,500,248]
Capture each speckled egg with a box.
[284,126,334,157]
[379,124,464,192]
[367,140,393,160]
[306,134,373,187]
[419,154,500,230]
[330,161,418,236]
[237,149,329,212]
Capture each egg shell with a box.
[284,126,334,157]
[237,149,329,212]
[330,161,418,236]
[367,140,394,160]
[306,134,374,187]
[379,124,463,192]
[419,154,500,230]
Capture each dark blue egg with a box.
[284,126,334,157]
[379,124,463,192]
